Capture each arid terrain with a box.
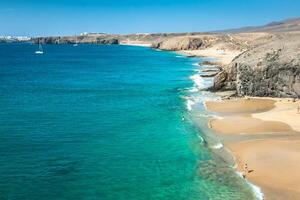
[31,17,300,199]
[34,17,300,98]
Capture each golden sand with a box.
[205,98,276,114]
[205,97,300,199]
[229,138,300,200]
[210,116,293,135]
[179,48,242,65]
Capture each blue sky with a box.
[1,0,300,36]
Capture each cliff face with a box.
[150,31,300,98]
[152,37,205,50]
[213,32,300,98]
[30,23,300,98]
[33,35,119,45]
[151,34,249,52]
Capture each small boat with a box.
[35,40,44,54]
[73,35,78,47]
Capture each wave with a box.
[211,143,223,149]
[188,87,199,93]
[249,182,264,200]
[236,172,264,200]
[189,74,206,89]
[192,62,200,66]
[197,134,205,143]
[186,99,195,111]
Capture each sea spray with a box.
[236,172,264,200]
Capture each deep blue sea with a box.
[0,43,255,200]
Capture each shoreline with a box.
[205,97,300,200]
[176,46,298,199]
[173,48,264,199]
[119,41,152,47]
[177,48,243,66]
[116,44,297,199]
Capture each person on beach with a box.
[242,163,254,178]
[297,105,300,114]
[242,163,248,178]
[244,163,248,171]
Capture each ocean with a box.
[0,43,256,200]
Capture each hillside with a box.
[218,17,300,33]
[32,17,300,98]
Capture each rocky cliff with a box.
[151,37,205,50]
[213,32,300,98]
[30,17,300,98]
[33,35,119,45]
[150,31,300,98]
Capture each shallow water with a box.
[0,43,255,200]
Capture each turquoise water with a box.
[0,43,255,200]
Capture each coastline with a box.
[176,48,264,199]
[205,97,300,200]
[178,48,242,65]
[153,44,300,199]
[117,43,300,199]
[120,45,259,198]
[119,41,152,47]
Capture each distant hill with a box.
[218,17,300,33]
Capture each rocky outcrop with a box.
[30,29,300,98]
[212,32,300,98]
[95,38,119,44]
[152,37,205,50]
[33,35,119,45]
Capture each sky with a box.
[1,0,300,36]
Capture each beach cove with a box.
[205,97,300,200]
[162,41,300,199]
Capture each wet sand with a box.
[205,97,300,199]
[229,138,300,200]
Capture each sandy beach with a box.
[205,97,300,199]
[179,48,242,65]
[119,40,152,47]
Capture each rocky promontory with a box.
[32,35,119,45]
[30,17,300,98]
[213,32,300,98]
[151,31,300,98]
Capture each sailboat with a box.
[35,39,44,54]
[73,35,78,47]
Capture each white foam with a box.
[189,74,206,89]
[186,99,195,111]
[211,143,223,149]
[188,87,199,93]
[236,172,264,200]
[175,55,184,58]
[196,113,211,118]
[197,134,204,143]
[211,115,224,120]
[248,182,264,200]
[192,62,200,66]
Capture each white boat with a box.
[73,35,78,46]
[35,40,44,54]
